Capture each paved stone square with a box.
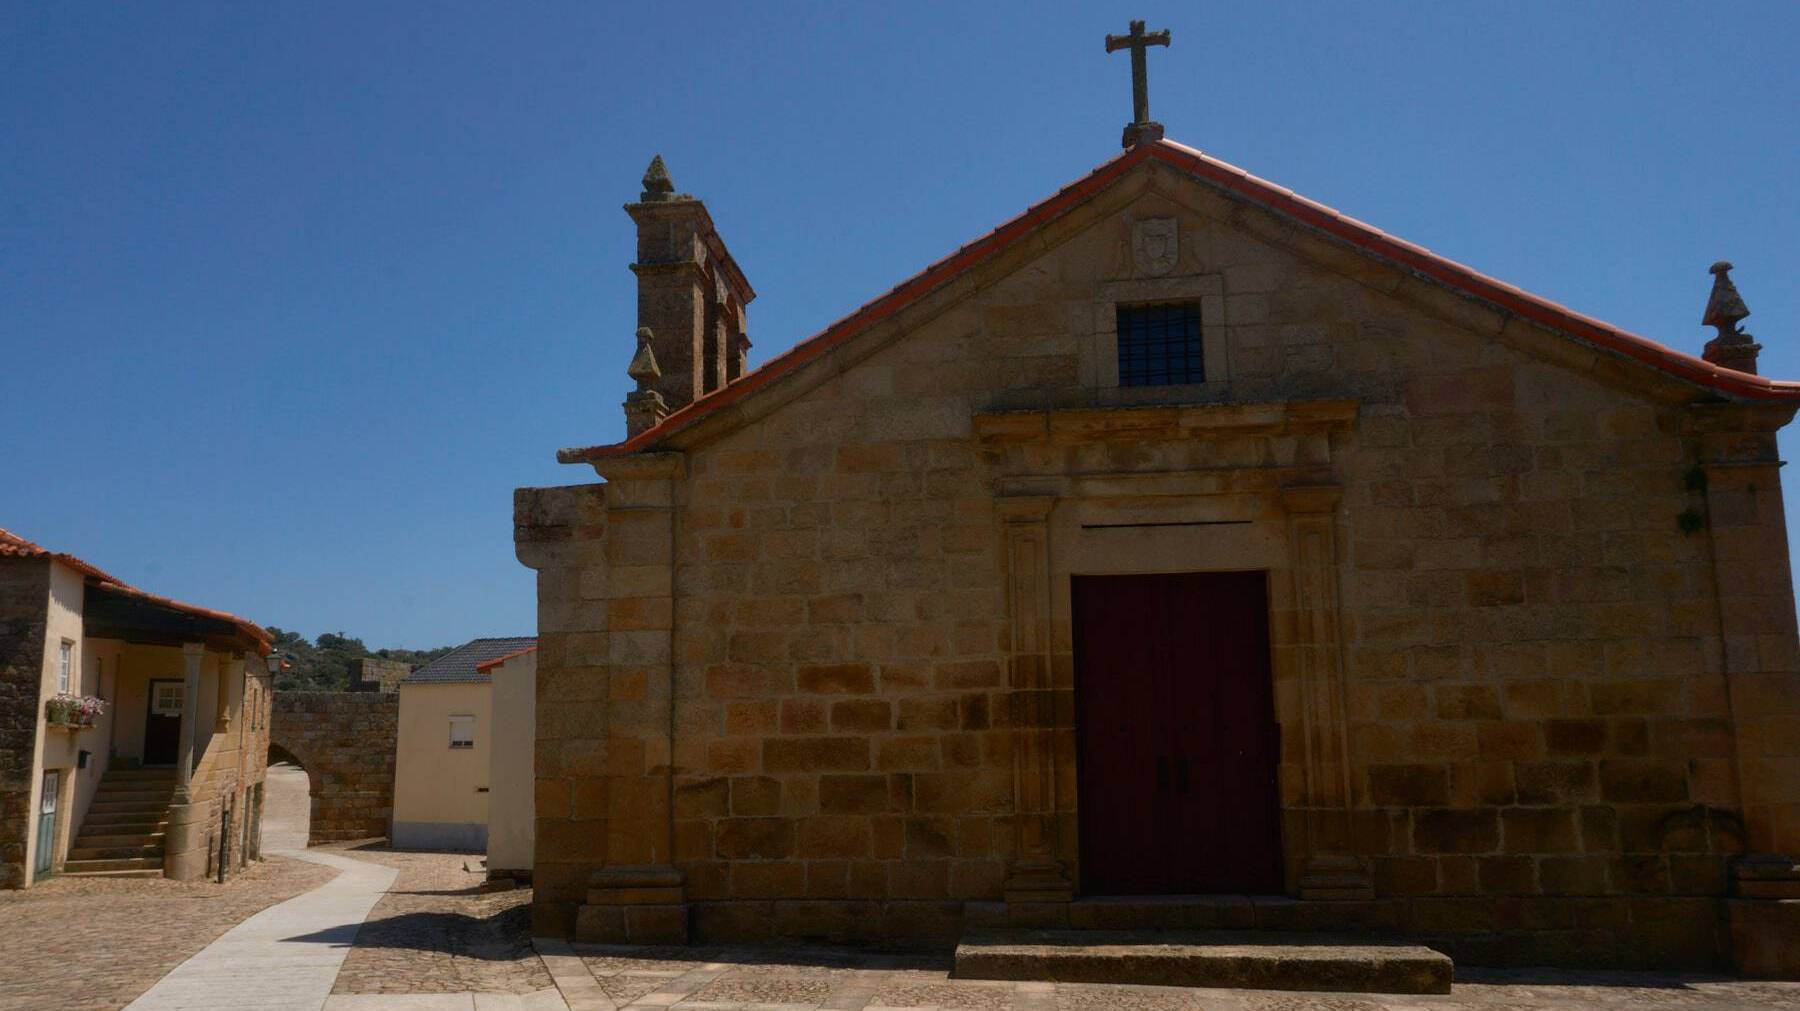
[6,837,1800,1009]
[327,845,553,998]
[0,854,336,1011]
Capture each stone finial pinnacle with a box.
[1701,260,1761,375]
[622,326,670,437]
[627,327,662,389]
[1704,261,1749,333]
[640,155,682,202]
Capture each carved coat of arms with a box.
[1132,217,1179,277]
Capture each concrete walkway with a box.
[124,848,398,1011]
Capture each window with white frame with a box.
[58,641,73,693]
[152,682,183,715]
[449,714,475,749]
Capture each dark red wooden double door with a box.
[1073,571,1284,895]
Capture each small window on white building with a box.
[449,715,474,749]
[58,641,73,694]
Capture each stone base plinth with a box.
[1729,898,1800,978]
[576,903,689,945]
[1730,855,1800,977]
[1004,858,1076,926]
[1298,856,1375,901]
[1734,854,1800,899]
[162,801,206,882]
[575,865,689,945]
[954,929,1453,994]
[968,893,1729,970]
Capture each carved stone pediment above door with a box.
[977,398,1369,906]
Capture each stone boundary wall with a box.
[0,558,49,889]
[270,691,398,844]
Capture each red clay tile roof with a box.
[474,644,539,674]
[561,138,1799,464]
[0,526,271,654]
[0,527,124,584]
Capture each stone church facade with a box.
[516,138,1800,971]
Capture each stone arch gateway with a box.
[268,692,398,845]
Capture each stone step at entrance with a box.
[82,809,170,826]
[88,789,174,804]
[61,856,164,875]
[67,838,164,852]
[53,866,163,880]
[61,766,174,879]
[78,831,168,849]
[953,929,1453,995]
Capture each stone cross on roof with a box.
[1106,19,1172,149]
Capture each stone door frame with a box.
[980,398,1367,911]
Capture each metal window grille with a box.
[1116,302,1203,386]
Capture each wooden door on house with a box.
[1073,571,1284,895]
[145,679,183,766]
[35,769,59,877]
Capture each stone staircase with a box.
[61,767,175,879]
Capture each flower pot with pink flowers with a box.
[46,693,106,729]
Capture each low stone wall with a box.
[270,691,398,844]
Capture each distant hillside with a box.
[267,627,456,692]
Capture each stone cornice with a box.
[974,398,1359,445]
[585,451,685,482]
[1681,401,1799,435]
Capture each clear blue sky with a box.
[4,3,1796,648]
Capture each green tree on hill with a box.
[266,627,454,691]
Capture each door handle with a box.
[1156,756,1169,791]
[1178,757,1190,794]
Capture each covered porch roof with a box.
[2,526,270,655]
[84,582,269,655]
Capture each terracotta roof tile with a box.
[560,138,1799,464]
[474,644,538,674]
[0,526,271,654]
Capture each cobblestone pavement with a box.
[0,855,337,1011]
[14,832,1800,1011]
[327,844,555,998]
[534,941,1800,1011]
